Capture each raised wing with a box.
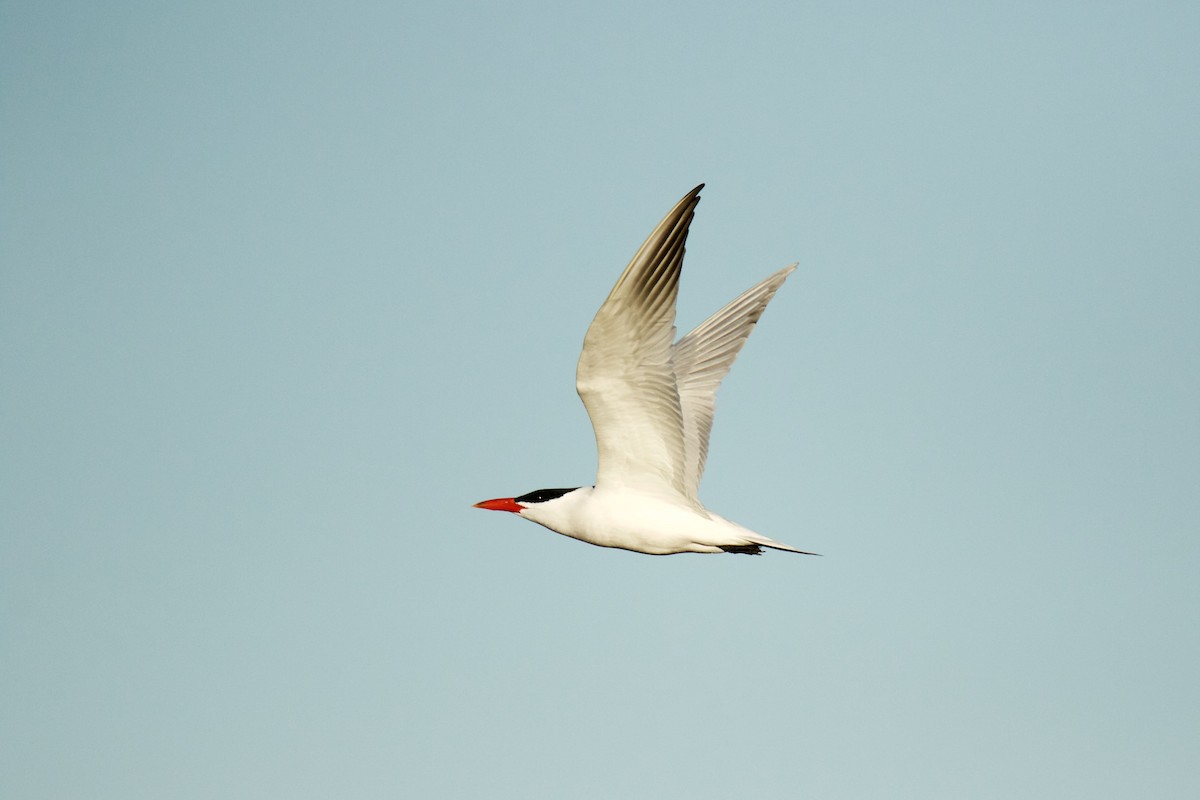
[671,264,797,501]
[576,185,703,498]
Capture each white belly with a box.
[531,486,752,554]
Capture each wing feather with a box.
[671,264,797,500]
[576,185,703,497]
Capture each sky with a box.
[2,2,1198,798]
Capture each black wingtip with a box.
[677,183,704,210]
[719,544,763,555]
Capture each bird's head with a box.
[472,487,582,515]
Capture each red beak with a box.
[473,497,523,513]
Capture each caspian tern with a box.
[474,184,816,556]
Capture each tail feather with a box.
[705,512,820,556]
[743,534,821,556]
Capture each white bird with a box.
[474,184,816,556]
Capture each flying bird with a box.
[474,184,815,556]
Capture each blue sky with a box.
[2,2,1198,798]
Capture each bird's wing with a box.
[576,185,703,499]
[671,264,797,501]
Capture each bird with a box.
[474,184,816,556]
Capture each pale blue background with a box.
[3,2,1198,798]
